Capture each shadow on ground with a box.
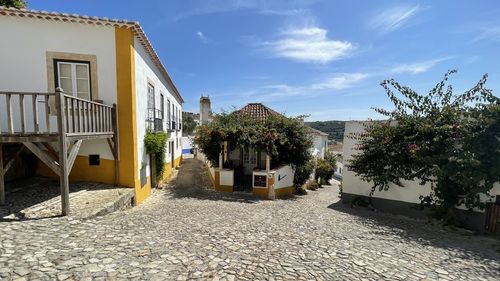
[0,178,126,221]
[164,158,299,203]
[328,200,500,262]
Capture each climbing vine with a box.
[194,112,314,190]
[144,131,168,181]
[348,70,500,223]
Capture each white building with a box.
[0,7,184,211]
[308,127,329,159]
[342,121,500,231]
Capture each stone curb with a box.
[83,188,135,220]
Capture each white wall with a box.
[311,135,328,159]
[220,169,234,186]
[273,165,294,189]
[343,121,500,206]
[134,37,183,179]
[0,16,117,159]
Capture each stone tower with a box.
[199,96,212,124]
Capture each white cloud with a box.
[262,27,355,64]
[173,0,320,21]
[369,5,421,33]
[196,31,207,43]
[311,73,368,90]
[391,57,452,74]
[252,72,369,101]
[472,26,500,42]
[258,9,306,16]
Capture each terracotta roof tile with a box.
[236,103,281,121]
[0,6,184,103]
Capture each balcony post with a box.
[55,87,70,215]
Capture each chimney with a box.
[200,96,212,124]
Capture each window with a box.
[55,60,91,100]
[160,94,164,119]
[167,99,171,129]
[243,149,257,165]
[147,84,155,109]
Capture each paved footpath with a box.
[1,159,499,280]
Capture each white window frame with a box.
[56,61,91,100]
[243,149,257,165]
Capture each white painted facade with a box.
[343,121,500,206]
[311,134,328,159]
[0,16,117,159]
[0,15,183,182]
[272,165,294,189]
[133,37,183,180]
[220,169,234,186]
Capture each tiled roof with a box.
[0,6,183,103]
[236,103,282,121]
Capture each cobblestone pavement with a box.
[0,178,133,220]
[1,159,499,280]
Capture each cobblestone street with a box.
[1,159,499,280]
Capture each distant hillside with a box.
[306,121,345,141]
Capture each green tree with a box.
[194,112,313,177]
[315,158,335,186]
[182,114,197,136]
[349,70,500,223]
[0,0,27,8]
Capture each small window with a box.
[55,60,91,100]
[89,154,100,166]
[160,94,164,119]
[147,84,155,109]
[167,99,171,123]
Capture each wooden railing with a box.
[0,92,52,134]
[58,91,116,136]
[0,88,117,137]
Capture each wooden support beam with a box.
[3,145,24,176]
[22,142,60,176]
[56,87,70,216]
[0,144,4,205]
[67,140,82,173]
[41,142,58,161]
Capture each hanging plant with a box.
[144,130,168,181]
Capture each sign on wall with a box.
[254,175,267,187]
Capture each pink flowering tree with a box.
[348,70,500,223]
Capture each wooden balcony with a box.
[0,88,119,215]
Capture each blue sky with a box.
[30,0,500,120]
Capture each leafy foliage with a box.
[144,131,168,181]
[306,120,345,141]
[0,0,27,8]
[194,112,313,172]
[305,180,319,191]
[182,114,197,136]
[294,158,315,189]
[315,158,335,186]
[349,70,500,221]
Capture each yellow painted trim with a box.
[275,186,294,198]
[253,188,269,198]
[37,156,116,184]
[115,27,138,190]
[134,176,151,204]
[214,171,220,188]
[267,176,275,189]
[159,156,182,184]
[215,185,233,192]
